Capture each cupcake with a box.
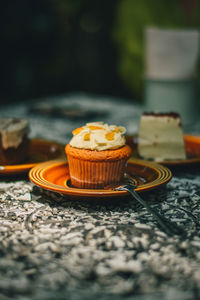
[65,122,132,189]
[0,118,30,165]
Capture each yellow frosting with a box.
[69,122,126,150]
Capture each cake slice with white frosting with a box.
[0,118,29,164]
[138,112,186,161]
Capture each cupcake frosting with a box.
[69,122,126,151]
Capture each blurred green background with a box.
[1,0,200,104]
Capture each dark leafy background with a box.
[1,0,200,105]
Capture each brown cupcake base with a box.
[65,144,132,189]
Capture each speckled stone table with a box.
[0,94,200,300]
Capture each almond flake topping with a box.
[84,133,90,141]
[105,132,115,141]
[113,127,120,133]
[72,127,83,136]
[88,126,103,130]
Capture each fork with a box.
[115,175,186,237]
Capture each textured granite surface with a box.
[0,94,200,300]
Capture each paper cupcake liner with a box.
[67,155,127,189]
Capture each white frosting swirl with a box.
[69,122,126,151]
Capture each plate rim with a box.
[29,158,172,198]
[0,139,64,175]
[126,134,200,166]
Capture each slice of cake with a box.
[0,118,30,164]
[138,112,186,161]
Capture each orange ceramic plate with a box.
[126,134,200,166]
[29,159,172,198]
[0,139,65,175]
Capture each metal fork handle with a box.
[120,184,185,236]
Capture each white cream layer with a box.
[69,122,126,151]
[138,115,186,161]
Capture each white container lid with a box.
[145,27,200,80]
